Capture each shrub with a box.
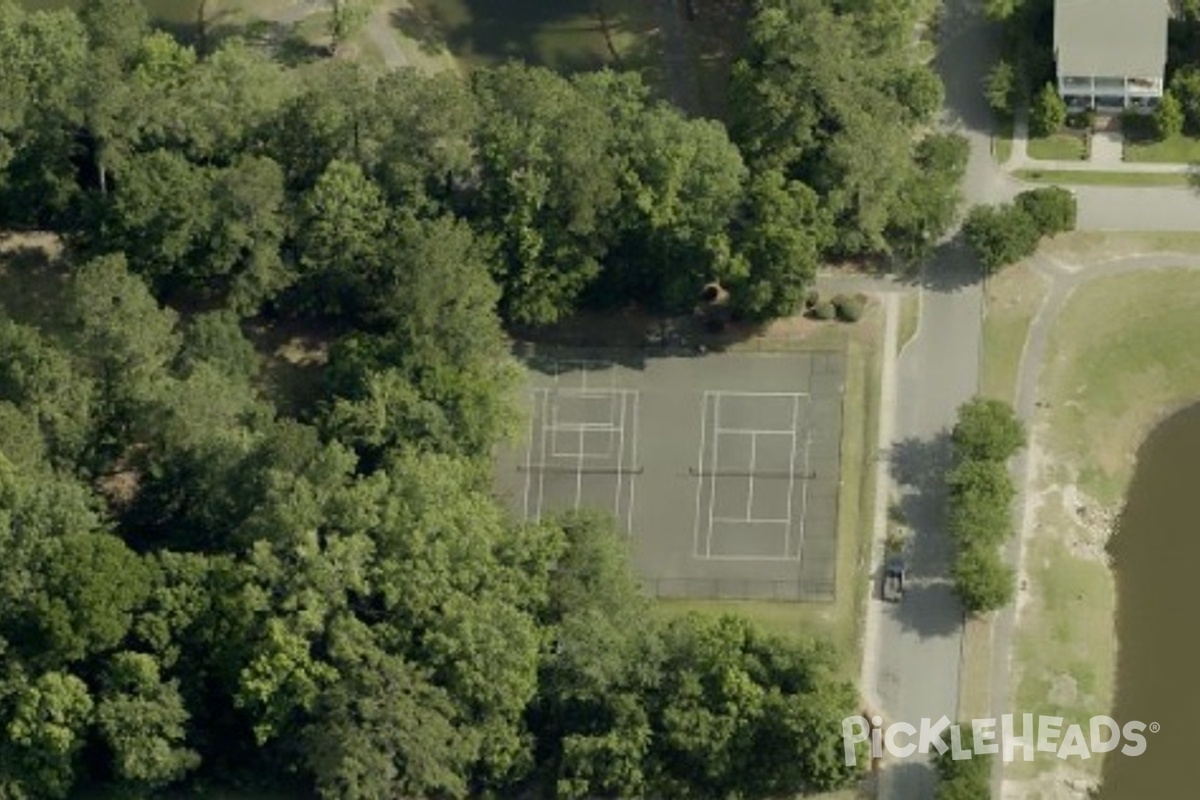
[961,204,1040,273]
[1153,91,1184,139]
[1169,65,1200,134]
[1015,187,1076,237]
[810,300,836,320]
[984,59,1016,117]
[832,293,866,322]
[952,397,1026,461]
[1028,82,1066,137]
[804,289,819,309]
[953,543,1016,614]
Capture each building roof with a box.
[1054,0,1169,78]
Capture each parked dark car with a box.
[882,557,906,602]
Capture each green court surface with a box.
[495,345,847,602]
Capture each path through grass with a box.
[1011,266,1200,780]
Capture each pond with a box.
[20,0,204,27]
[1098,400,1200,797]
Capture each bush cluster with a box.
[946,398,1026,614]
[962,188,1076,273]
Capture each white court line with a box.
[704,394,723,558]
[707,390,811,398]
[746,432,757,520]
[796,427,813,560]
[691,392,710,557]
[550,422,621,432]
[712,517,791,525]
[700,554,805,563]
[574,400,585,510]
[714,427,795,436]
[522,390,539,520]
[626,392,640,536]
[784,394,800,559]
[536,390,550,522]
[614,389,627,524]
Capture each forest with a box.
[0,0,958,797]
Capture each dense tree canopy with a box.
[0,0,949,795]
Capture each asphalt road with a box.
[873,0,995,796]
[874,2,1200,797]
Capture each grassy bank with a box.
[1039,231,1200,263]
[993,116,1014,164]
[1123,133,1200,164]
[1026,132,1087,161]
[897,290,920,356]
[658,304,884,675]
[980,263,1048,403]
[1009,266,1200,781]
[1013,168,1191,187]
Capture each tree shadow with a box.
[886,433,964,635]
[879,756,939,800]
[0,236,72,335]
[905,235,987,293]
[933,0,1002,136]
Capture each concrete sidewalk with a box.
[1006,112,1197,174]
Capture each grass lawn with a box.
[1039,231,1200,263]
[1011,267,1200,779]
[993,115,1014,164]
[980,262,1048,403]
[1042,269,1200,505]
[1123,133,1200,164]
[957,617,993,722]
[896,290,920,356]
[1013,168,1191,187]
[658,307,883,675]
[1025,132,1088,161]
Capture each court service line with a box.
[712,517,791,525]
[613,389,628,524]
[698,554,802,563]
[537,390,551,522]
[746,432,757,520]
[626,392,640,536]
[784,393,800,559]
[574,401,586,510]
[691,391,711,557]
[797,427,813,561]
[706,390,811,399]
[522,389,540,521]
[714,426,795,436]
[704,394,723,558]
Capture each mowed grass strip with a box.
[657,307,884,675]
[1123,133,1200,164]
[981,262,1049,403]
[1038,231,1200,263]
[1013,168,1192,187]
[896,290,920,356]
[1042,269,1200,505]
[993,115,1014,165]
[1026,132,1088,161]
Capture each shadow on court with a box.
[494,345,848,603]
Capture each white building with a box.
[1053,0,1170,111]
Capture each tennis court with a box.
[495,347,846,601]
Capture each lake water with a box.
[19,0,203,26]
[1098,401,1200,798]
